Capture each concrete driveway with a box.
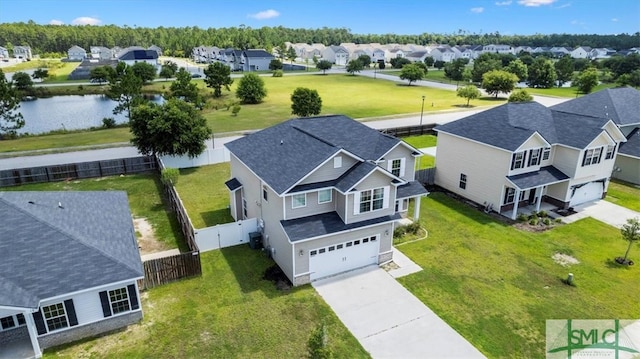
[313,266,485,358]
[564,200,640,228]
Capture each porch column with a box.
[511,189,521,220]
[24,309,42,358]
[413,196,421,220]
[535,187,543,212]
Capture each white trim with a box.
[38,277,142,304]
[227,153,279,196]
[617,152,640,160]
[280,219,394,244]
[318,189,332,204]
[347,166,404,193]
[0,305,38,312]
[291,193,307,209]
[514,132,552,152]
[377,140,421,161]
[435,130,513,154]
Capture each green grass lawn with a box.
[43,61,81,82]
[605,179,640,212]
[173,162,234,229]
[402,134,437,148]
[44,247,369,359]
[3,173,186,251]
[385,69,452,84]
[523,83,616,98]
[416,155,435,169]
[398,192,640,358]
[0,127,131,153]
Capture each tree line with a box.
[1,21,639,57]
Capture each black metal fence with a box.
[0,156,156,187]
[379,124,436,138]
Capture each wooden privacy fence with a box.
[416,168,436,185]
[140,251,202,290]
[379,124,436,138]
[0,156,156,187]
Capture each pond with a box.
[15,94,163,135]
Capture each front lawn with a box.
[402,134,437,149]
[523,83,616,98]
[173,162,234,229]
[0,127,131,153]
[3,173,186,251]
[398,192,640,358]
[605,179,640,212]
[44,247,369,359]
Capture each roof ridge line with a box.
[291,125,337,147]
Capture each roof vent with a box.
[28,201,35,204]
[280,140,284,145]
[58,202,64,209]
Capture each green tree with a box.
[236,73,267,104]
[130,62,157,84]
[390,57,411,69]
[129,99,212,158]
[286,46,297,64]
[0,68,25,136]
[164,60,178,73]
[573,67,599,94]
[357,54,371,68]
[616,69,640,88]
[204,62,233,98]
[527,57,557,88]
[346,59,364,75]
[482,70,518,98]
[619,217,640,263]
[159,61,177,80]
[11,72,33,92]
[456,85,481,106]
[424,56,435,67]
[108,67,144,120]
[506,59,528,82]
[554,55,574,87]
[269,59,283,71]
[291,87,322,117]
[90,66,111,84]
[316,60,332,74]
[472,53,502,83]
[434,60,445,70]
[508,89,534,102]
[169,68,202,107]
[444,58,468,85]
[399,64,425,85]
[32,68,49,81]
[307,323,333,359]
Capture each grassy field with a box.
[174,163,235,229]
[44,247,369,359]
[522,83,616,98]
[3,173,186,251]
[398,192,640,358]
[44,61,81,82]
[385,68,451,83]
[0,127,131,153]
[605,179,640,212]
[402,134,437,148]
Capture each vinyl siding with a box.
[299,154,358,185]
[229,154,262,219]
[336,192,347,222]
[382,145,417,181]
[546,181,571,202]
[613,155,640,184]
[574,134,617,180]
[347,171,396,223]
[551,146,579,178]
[285,190,336,220]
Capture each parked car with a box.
[191,73,202,78]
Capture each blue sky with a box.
[0,0,638,35]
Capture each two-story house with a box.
[67,46,87,61]
[322,45,349,66]
[434,101,626,219]
[224,115,428,285]
[242,49,274,71]
[13,46,32,60]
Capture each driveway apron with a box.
[313,266,486,358]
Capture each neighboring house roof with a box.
[243,49,273,58]
[435,102,612,151]
[225,115,401,195]
[551,87,640,128]
[0,191,143,309]
[507,166,570,190]
[618,127,640,158]
[118,49,159,60]
[68,45,86,52]
[396,181,429,199]
[281,212,402,242]
[406,51,428,58]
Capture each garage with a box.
[309,235,379,281]
[570,181,604,207]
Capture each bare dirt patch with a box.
[552,253,580,267]
[133,217,169,256]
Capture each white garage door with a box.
[309,235,380,281]
[570,181,604,207]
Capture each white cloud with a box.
[471,7,484,13]
[518,0,556,6]
[71,16,101,25]
[611,18,618,22]
[49,19,64,25]
[556,2,571,8]
[248,9,280,20]
[495,1,512,5]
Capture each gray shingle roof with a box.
[118,49,158,60]
[244,49,274,58]
[0,191,143,309]
[435,101,610,151]
[225,178,242,191]
[551,87,640,128]
[225,115,400,195]
[281,211,401,242]
[396,181,429,199]
[507,166,570,190]
[619,127,640,158]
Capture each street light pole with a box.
[420,95,425,126]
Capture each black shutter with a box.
[582,151,588,166]
[127,284,140,310]
[99,291,112,317]
[510,153,516,170]
[32,311,47,335]
[64,299,78,327]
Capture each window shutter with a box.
[581,151,588,167]
[400,159,406,177]
[64,299,78,327]
[382,186,390,209]
[510,154,516,170]
[597,147,603,163]
[353,192,361,215]
[387,160,393,172]
[99,291,112,317]
[127,284,140,310]
[32,311,47,335]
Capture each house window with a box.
[109,288,131,315]
[42,303,68,332]
[242,198,248,218]
[16,314,25,326]
[542,148,551,161]
[334,156,342,168]
[318,189,332,204]
[391,159,402,176]
[582,148,603,166]
[1,316,15,330]
[510,151,526,170]
[605,145,616,160]
[359,188,384,213]
[528,149,541,167]
[504,187,516,205]
[262,186,268,202]
[292,193,306,208]
[459,173,467,190]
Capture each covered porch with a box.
[501,166,570,220]
[0,307,42,359]
[395,181,429,220]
